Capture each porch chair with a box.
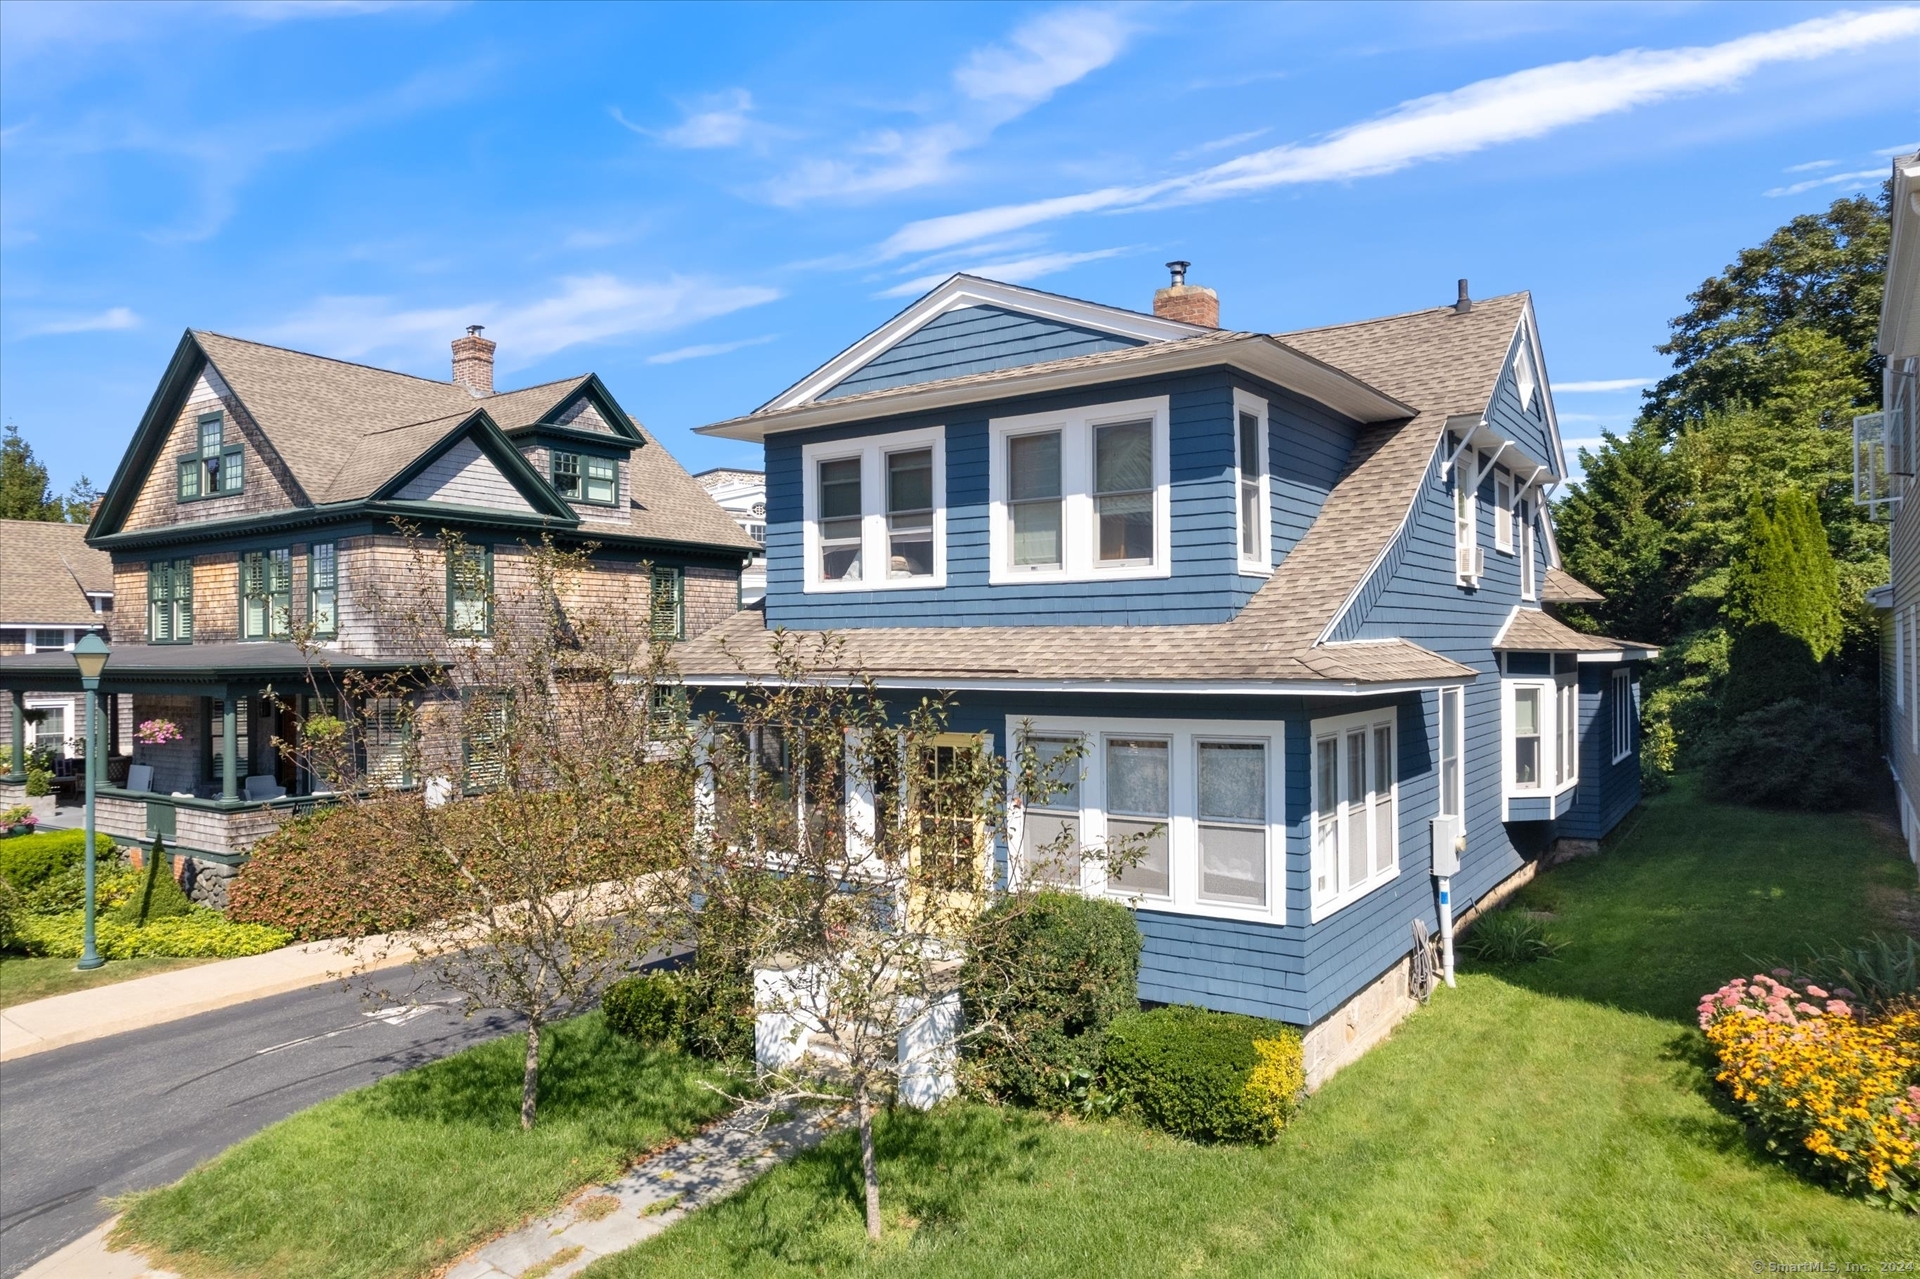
[126,764,154,792]
[243,775,287,802]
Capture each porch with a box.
[2,641,414,861]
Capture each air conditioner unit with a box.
[1456,544,1485,582]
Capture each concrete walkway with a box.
[20,1102,842,1279]
[0,933,420,1063]
[448,1101,843,1279]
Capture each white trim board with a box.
[671,673,1475,696]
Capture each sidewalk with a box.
[0,932,420,1063]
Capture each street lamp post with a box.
[71,632,111,972]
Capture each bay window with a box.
[802,427,946,590]
[1503,660,1579,804]
[1512,687,1542,788]
[988,396,1170,584]
[1008,714,1283,922]
[1310,708,1397,920]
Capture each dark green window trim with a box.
[240,548,293,641]
[177,412,243,503]
[550,450,617,507]
[147,558,193,644]
[461,687,511,793]
[309,542,338,639]
[650,565,684,641]
[447,543,493,637]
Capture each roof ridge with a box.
[192,330,462,389]
[1273,290,1529,340]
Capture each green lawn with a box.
[116,1013,735,1279]
[587,778,1920,1277]
[0,954,212,1008]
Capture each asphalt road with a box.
[0,969,523,1278]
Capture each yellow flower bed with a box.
[1700,972,1920,1210]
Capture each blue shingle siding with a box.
[820,306,1143,401]
[763,369,1361,630]
[1559,662,1642,839]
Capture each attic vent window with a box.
[1514,346,1539,415]
[178,412,243,501]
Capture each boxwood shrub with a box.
[959,890,1141,1109]
[1102,1004,1304,1144]
[603,971,684,1046]
[0,830,116,894]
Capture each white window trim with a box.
[1502,669,1578,800]
[1437,685,1465,819]
[1308,706,1400,923]
[800,425,947,592]
[1610,668,1633,765]
[1232,389,1272,577]
[23,695,78,756]
[1519,494,1538,601]
[22,628,75,654]
[1453,448,1480,586]
[1493,470,1514,554]
[987,395,1172,585]
[1004,714,1285,925]
[1514,344,1539,415]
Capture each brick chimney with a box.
[451,325,495,396]
[1152,261,1219,328]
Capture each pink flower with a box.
[1804,984,1828,999]
[1794,1002,1820,1017]
[1825,1001,1852,1018]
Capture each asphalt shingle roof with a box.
[0,519,112,626]
[679,295,1537,689]
[1491,607,1653,654]
[1542,566,1605,604]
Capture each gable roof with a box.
[1492,606,1657,659]
[1542,566,1604,605]
[89,332,753,554]
[0,519,113,626]
[679,292,1538,691]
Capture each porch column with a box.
[6,690,23,781]
[221,685,239,803]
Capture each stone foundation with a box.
[183,857,238,910]
[1301,954,1415,1091]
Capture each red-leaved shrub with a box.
[228,800,455,942]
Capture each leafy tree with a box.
[1724,491,1842,662]
[0,423,98,523]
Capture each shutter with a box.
[176,560,194,641]
[650,566,683,640]
[149,563,171,643]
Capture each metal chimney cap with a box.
[1454,279,1472,314]
[466,324,486,336]
[1166,260,1190,287]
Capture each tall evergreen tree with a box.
[1724,490,1842,661]
[0,424,97,523]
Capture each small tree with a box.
[275,527,695,1128]
[692,632,1125,1239]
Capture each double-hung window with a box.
[1454,447,1480,584]
[309,542,338,638]
[551,451,617,505]
[1010,715,1283,922]
[446,543,493,637]
[1233,391,1271,573]
[1519,497,1537,599]
[148,559,193,643]
[1505,659,1578,801]
[989,396,1171,584]
[802,427,945,590]
[1512,685,1544,788]
[1310,709,1397,919]
[1494,471,1514,553]
[178,412,243,501]
[1611,669,1634,764]
[1438,686,1464,819]
[649,565,684,640]
[240,548,292,640]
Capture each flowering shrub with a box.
[1,805,36,831]
[1700,970,1920,1210]
[135,719,183,746]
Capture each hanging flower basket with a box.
[136,719,183,746]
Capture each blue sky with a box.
[1,1,1915,497]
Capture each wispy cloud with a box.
[1173,128,1271,161]
[1553,377,1656,393]
[646,334,777,365]
[617,89,759,149]
[1784,158,1840,173]
[1877,141,1920,155]
[877,248,1131,298]
[766,6,1134,205]
[1764,167,1884,197]
[268,275,781,370]
[880,7,1920,258]
[21,306,140,337]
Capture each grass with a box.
[582,776,1920,1277]
[115,1012,735,1279]
[0,953,212,1008]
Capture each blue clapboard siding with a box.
[763,368,1361,629]
[821,306,1142,400]
[1559,663,1643,839]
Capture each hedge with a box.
[603,971,685,1046]
[12,909,291,959]
[228,801,453,941]
[1102,1004,1304,1144]
[0,830,117,894]
[960,890,1141,1109]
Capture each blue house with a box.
[677,268,1656,1084]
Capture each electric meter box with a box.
[1430,814,1464,877]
